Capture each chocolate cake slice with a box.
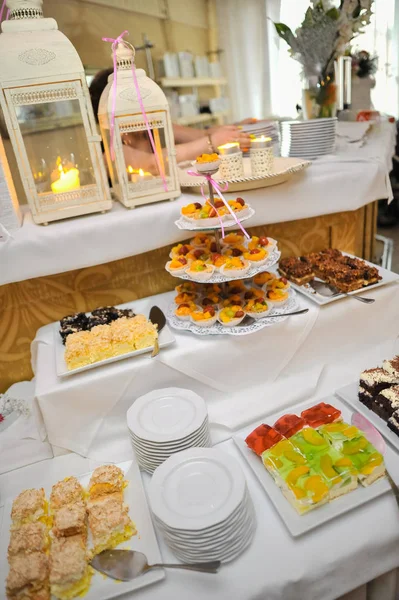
[388,409,399,437]
[382,356,399,380]
[358,386,374,409]
[375,386,399,421]
[359,367,398,396]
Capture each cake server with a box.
[149,306,166,357]
[237,308,309,327]
[309,280,375,304]
[91,550,221,580]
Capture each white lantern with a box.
[0,0,112,225]
[98,42,180,208]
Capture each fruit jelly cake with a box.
[358,386,374,409]
[309,448,357,500]
[374,385,399,420]
[388,409,399,437]
[262,439,307,484]
[282,465,330,514]
[301,402,342,428]
[290,427,329,460]
[273,414,306,438]
[359,367,398,396]
[382,356,399,379]
[339,437,385,486]
[245,424,284,456]
[318,422,362,448]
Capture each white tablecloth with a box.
[0,122,395,286]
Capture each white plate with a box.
[149,448,246,530]
[131,436,211,461]
[55,311,175,378]
[130,421,209,448]
[0,461,164,600]
[127,388,207,443]
[175,207,255,232]
[336,381,399,453]
[281,254,399,305]
[233,396,391,537]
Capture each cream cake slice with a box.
[64,331,92,371]
[87,492,136,556]
[49,534,92,600]
[374,386,399,422]
[359,367,397,397]
[388,409,399,437]
[52,501,87,538]
[110,317,137,356]
[88,324,114,363]
[382,356,399,380]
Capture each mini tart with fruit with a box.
[223,244,246,258]
[222,295,245,308]
[175,282,197,294]
[166,257,189,275]
[190,305,218,327]
[187,248,211,263]
[243,247,268,264]
[253,271,276,287]
[228,197,248,214]
[210,253,227,270]
[169,242,193,259]
[186,260,215,281]
[227,280,247,293]
[244,297,271,318]
[248,235,276,251]
[195,153,221,173]
[200,293,221,308]
[221,232,245,247]
[175,302,197,320]
[266,288,290,304]
[220,257,250,278]
[268,276,290,291]
[175,291,197,305]
[243,287,264,301]
[202,283,222,294]
[190,233,214,249]
[181,201,202,219]
[218,305,246,327]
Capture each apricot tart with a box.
[190,233,214,249]
[253,271,276,287]
[166,257,189,275]
[267,276,290,291]
[248,235,276,252]
[175,282,198,294]
[175,292,197,305]
[190,306,218,327]
[244,298,271,319]
[243,247,268,264]
[185,260,215,281]
[195,153,221,173]
[266,288,290,306]
[169,243,193,259]
[221,232,245,247]
[218,305,246,327]
[220,257,250,278]
[175,302,197,320]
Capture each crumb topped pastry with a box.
[88,465,124,499]
[49,534,92,600]
[64,331,92,371]
[8,522,48,557]
[50,477,84,511]
[87,493,135,556]
[6,551,49,599]
[52,502,86,539]
[11,489,46,528]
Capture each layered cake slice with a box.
[388,409,399,437]
[359,367,398,397]
[374,385,399,422]
[6,551,49,600]
[382,356,399,379]
[290,427,329,460]
[11,489,47,529]
[309,447,357,500]
[281,466,330,514]
[358,386,374,409]
[49,534,92,600]
[262,439,306,485]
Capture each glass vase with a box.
[302,76,337,120]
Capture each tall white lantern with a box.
[0,0,112,225]
[98,43,180,208]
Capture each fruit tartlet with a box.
[220,257,250,278]
[181,201,202,219]
[268,276,290,291]
[190,233,214,249]
[210,252,227,270]
[187,248,211,263]
[175,282,197,294]
[175,291,197,305]
[221,232,245,247]
[227,280,247,293]
[195,153,221,173]
[186,260,215,281]
[218,305,246,327]
[243,287,264,301]
[200,293,221,308]
[169,243,192,259]
[248,236,277,252]
[166,257,189,275]
[227,197,250,217]
[253,271,276,287]
[175,302,197,321]
[190,305,218,327]
[266,288,290,306]
[222,294,244,307]
[243,247,268,265]
[223,244,246,258]
[244,298,271,319]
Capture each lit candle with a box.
[217,142,240,155]
[128,166,153,183]
[251,136,272,149]
[51,164,80,194]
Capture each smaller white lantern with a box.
[250,136,274,176]
[217,142,244,179]
[98,42,180,208]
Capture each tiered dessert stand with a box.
[166,162,298,336]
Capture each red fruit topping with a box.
[301,403,342,428]
[177,257,187,265]
[179,303,190,308]
[232,247,243,257]
[193,249,204,259]
[259,237,269,246]
[280,277,288,284]
[245,424,283,456]
[273,414,306,438]
[234,310,244,318]
[178,245,189,255]
[249,249,259,255]
[194,202,202,210]
[210,242,218,253]
[209,207,217,218]
[206,306,216,317]
[236,197,245,206]
[214,200,224,208]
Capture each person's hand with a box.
[209,126,251,152]
[237,117,258,125]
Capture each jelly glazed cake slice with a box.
[309,447,358,500]
[262,439,307,487]
[49,534,92,600]
[281,466,330,514]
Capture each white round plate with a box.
[281,117,337,126]
[175,207,254,232]
[127,388,207,443]
[149,448,246,530]
[130,421,209,449]
[170,247,281,284]
[131,434,211,458]
[167,289,297,336]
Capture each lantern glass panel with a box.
[15,98,96,196]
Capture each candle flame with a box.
[218,142,239,149]
[127,165,133,174]
[139,168,144,177]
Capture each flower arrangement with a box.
[274,0,374,118]
[351,50,378,78]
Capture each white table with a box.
[0,122,395,286]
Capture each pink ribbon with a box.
[351,412,386,454]
[102,30,168,191]
[0,0,9,22]
[187,170,250,240]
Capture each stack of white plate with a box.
[127,388,211,474]
[242,119,280,155]
[280,117,337,160]
[148,447,256,563]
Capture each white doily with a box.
[174,208,255,232]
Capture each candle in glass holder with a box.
[217,142,244,179]
[127,166,153,183]
[250,136,274,176]
[51,164,80,194]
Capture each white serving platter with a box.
[233,396,391,537]
[178,157,311,193]
[280,255,399,305]
[0,461,165,600]
[55,317,175,378]
[336,381,399,453]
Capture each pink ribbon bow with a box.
[187,170,250,240]
[102,30,168,191]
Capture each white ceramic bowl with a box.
[219,260,250,279]
[185,264,215,282]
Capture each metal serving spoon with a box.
[236,308,309,327]
[149,306,167,357]
[309,280,375,304]
[91,549,221,580]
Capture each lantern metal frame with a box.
[0,0,112,224]
[98,43,181,208]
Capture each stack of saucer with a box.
[127,388,211,474]
[148,447,256,563]
[280,117,337,160]
[242,119,280,155]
